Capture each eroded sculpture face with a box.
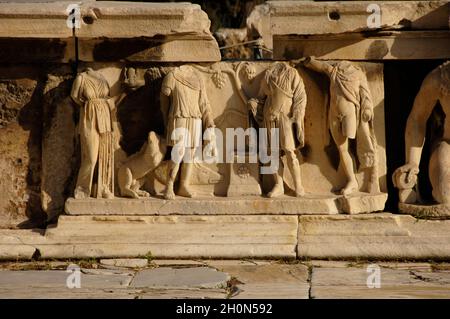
[393,61,450,218]
[68,58,387,215]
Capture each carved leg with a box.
[429,141,450,204]
[118,168,139,199]
[75,126,99,199]
[133,179,150,197]
[164,161,179,200]
[267,172,284,198]
[336,139,358,195]
[178,162,194,198]
[286,150,304,197]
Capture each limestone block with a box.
[311,266,450,299]
[0,229,44,260]
[274,31,450,60]
[247,1,450,60]
[0,67,46,228]
[100,258,148,268]
[399,203,450,219]
[298,213,450,259]
[75,2,220,62]
[215,263,309,299]
[267,1,450,36]
[39,215,298,259]
[0,2,72,38]
[130,267,230,289]
[0,2,74,62]
[64,193,386,215]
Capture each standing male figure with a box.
[160,65,216,199]
[302,57,379,195]
[248,62,307,197]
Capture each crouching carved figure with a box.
[118,131,167,199]
[393,61,450,208]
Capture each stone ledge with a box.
[0,1,221,62]
[0,229,45,260]
[64,192,387,216]
[274,31,450,60]
[38,215,298,259]
[298,214,450,259]
[267,1,450,35]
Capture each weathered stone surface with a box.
[298,213,450,259]
[65,196,338,215]
[216,263,309,299]
[399,203,450,219]
[138,288,226,299]
[130,267,229,289]
[0,68,45,228]
[100,258,148,269]
[311,266,450,299]
[76,2,220,62]
[64,192,385,216]
[0,287,140,299]
[41,69,77,222]
[0,229,44,260]
[274,31,450,60]
[248,1,450,58]
[0,2,72,38]
[0,270,133,289]
[267,1,450,35]
[39,215,298,258]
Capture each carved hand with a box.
[247,98,259,114]
[393,163,419,189]
[361,108,373,122]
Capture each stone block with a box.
[130,267,229,289]
[298,213,450,259]
[39,215,298,259]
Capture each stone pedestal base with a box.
[65,192,387,216]
[398,203,450,219]
[2,213,450,260]
[42,215,298,259]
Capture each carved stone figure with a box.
[393,61,450,209]
[302,57,379,195]
[71,68,123,199]
[117,131,167,199]
[248,62,307,197]
[160,65,217,199]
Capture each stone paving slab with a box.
[0,270,133,289]
[216,263,309,299]
[310,266,450,299]
[130,267,230,289]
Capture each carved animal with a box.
[118,131,167,198]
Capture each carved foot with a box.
[102,189,114,199]
[163,188,176,200]
[341,180,358,196]
[294,186,305,197]
[178,186,194,198]
[137,190,150,197]
[74,187,89,199]
[267,183,284,198]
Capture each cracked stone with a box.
[130,267,230,289]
